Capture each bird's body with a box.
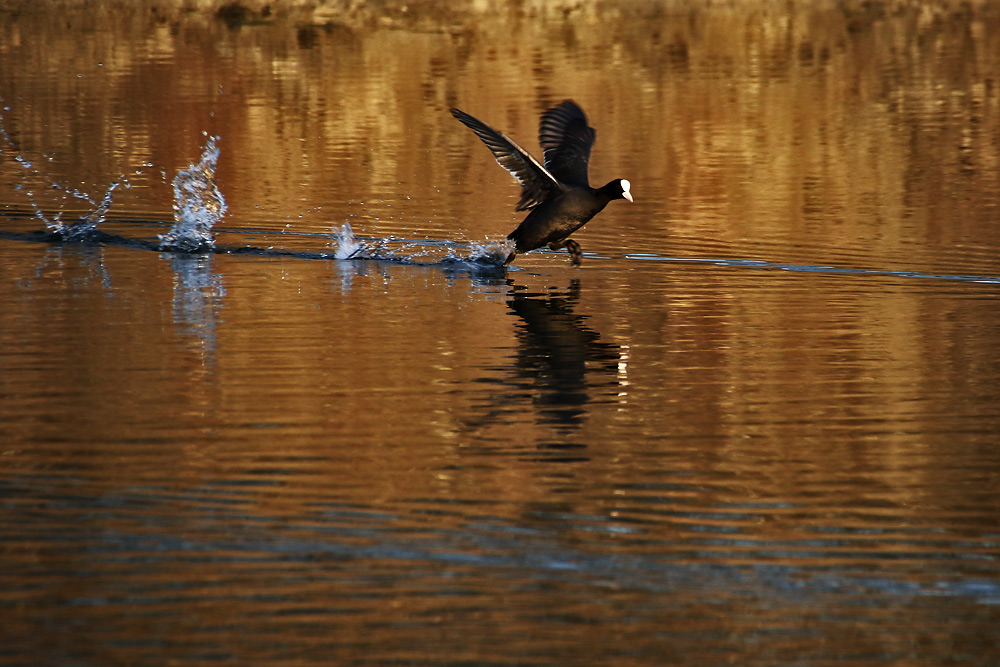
[508,183,625,252]
[450,100,631,265]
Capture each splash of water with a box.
[2,101,123,240]
[23,179,119,240]
[455,238,517,267]
[331,222,394,260]
[57,181,120,240]
[331,223,367,259]
[331,222,512,270]
[159,136,226,252]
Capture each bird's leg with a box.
[551,239,583,265]
[565,239,582,265]
[504,249,517,266]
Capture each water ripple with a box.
[624,253,1000,284]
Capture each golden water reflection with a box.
[2,2,1000,665]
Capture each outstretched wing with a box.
[451,107,562,211]
[538,100,596,187]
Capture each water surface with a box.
[2,2,1000,665]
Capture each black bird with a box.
[450,100,632,265]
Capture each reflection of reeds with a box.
[4,0,997,246]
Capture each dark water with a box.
[2,2,1000,665]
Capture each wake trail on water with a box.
[330,221,514,268]
[0,118,513,272]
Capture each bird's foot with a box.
[549,239,583,265]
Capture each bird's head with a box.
[618,179,633,202]
[603,179,633,202]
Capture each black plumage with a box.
[451,100,632,265]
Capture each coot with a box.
[450,100,632,265]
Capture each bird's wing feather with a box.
[451,107,562,211]
[538,100,595,187]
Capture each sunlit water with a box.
[2,3,1000,665]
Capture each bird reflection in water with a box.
[506,279,621,444]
